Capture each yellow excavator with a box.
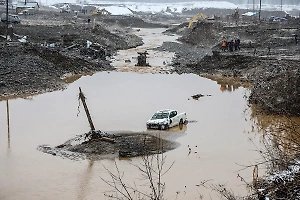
[91,8,111,15]
[188,12,206,28]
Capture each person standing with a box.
[221,41,227,52]
[295,34,298,45]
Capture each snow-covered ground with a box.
[38,0,300,15]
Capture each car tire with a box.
[179,119,183,125]
[160,124,169,130]
[165,124,169,130]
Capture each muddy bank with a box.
[161,19,300,116]
[0,43,113,98]
[38,130,178,160]
[0,9,169,99]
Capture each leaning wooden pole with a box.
[79,87,95,131]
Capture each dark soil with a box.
[1,5,299,165]
[0,7,159,99]
[38,131,178,160]
[162,18,300,116]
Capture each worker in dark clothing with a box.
[237,39,240,50]
[228,40,234,52]
[234,39,238,51]
[295,34,298,45]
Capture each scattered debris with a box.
[190,94,212,100]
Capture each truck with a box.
[1,13,21,24]
[146,109,187,130]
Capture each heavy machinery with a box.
[188,12,206,28]
[91,8,111,15]
[60,4,71,13]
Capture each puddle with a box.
[1,28,294,200]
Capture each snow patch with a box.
[267,161,300,183]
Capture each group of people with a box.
[221,39,240,52]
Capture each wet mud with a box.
[162,19,300,116]
[38,130,179,160]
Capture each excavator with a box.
[188,12,206,28]
[91,8,111,15]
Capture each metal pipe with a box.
[6,100,10,148]
[259,0,262,21]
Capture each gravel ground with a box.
[0,9,154,99]
[155,19,300,116]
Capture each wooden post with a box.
[78,87,95,131]
[6,100,10,148]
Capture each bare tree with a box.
[101,135,174,200]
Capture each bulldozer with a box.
[91,8,111,15]
[188,12,206,28]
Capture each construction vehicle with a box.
[188,12,206,28]
[91,8,111,15]
[60,4,71,13]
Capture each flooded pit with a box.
[0,71,263,200]
[0,28,276,200]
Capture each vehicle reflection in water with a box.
[146,123,187,133]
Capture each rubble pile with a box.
[0,10,150,99]
[38,130,178,160]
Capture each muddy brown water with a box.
[0,28,270,200]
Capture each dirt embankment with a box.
[165,19,300,116]
[0,8,169,99]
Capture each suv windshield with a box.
[151,112,169,119]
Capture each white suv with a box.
[1,13,21,24]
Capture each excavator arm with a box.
[188,13,205,28]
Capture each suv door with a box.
[169,111,177,126]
